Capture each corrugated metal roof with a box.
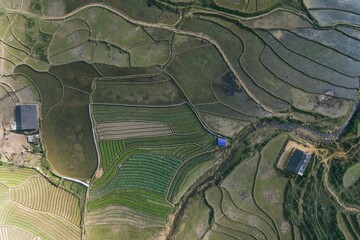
[217,137,227,147]
[15,105,38,131]
[286,149,311,176]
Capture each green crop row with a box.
[94,154,181,198]
[93,104,202,134]
[99,140,126,169]
[91,148,150,190]
[124,130,215,151]
[171,144,205,160]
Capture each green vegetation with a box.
[99,141,126,168]
[343,162,360,188]
[172,193,211,239]
[329,156,360,205]
[168,153,215,203]
[254,134,290,239]
[285,159,346,239]
[93,74,185,105]
[93,104,203,133]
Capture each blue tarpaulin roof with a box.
[217,138,227,147]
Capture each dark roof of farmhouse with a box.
[15,105,38,131]
[286,149,311,176]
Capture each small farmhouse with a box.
[286,149,311,176]
[13,104,39,131]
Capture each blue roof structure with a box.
[217,137,227,147]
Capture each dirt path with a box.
[321,153,360,213]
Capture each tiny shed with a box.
[217,137,227,147]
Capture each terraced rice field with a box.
[0,166,82,240]
[88,98,218,230]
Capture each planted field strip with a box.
[124,129,215,151]
[88,189,172,219]
[254,134,290,239]
[92,148,151,189]
[94,154,181,197]
[292,29,360,61]
[0,167,37,187]
[86,205,166,227]
[309,9,360,26]
[270,30,360,77]
[196,103,260,121]
[168,153,215,203]
[0,184,9,205]
[337,27,360,41]
[93,104,202,133]
[171,144,205,160]
[304,0,360,12]
[99,140,126,169]
[7,206,80,240]
[0,226,38,240]
[221,153,278,239]
[0,201,17,225]
[256,30,359,89]
[10,176,81,225]
[96,121,173,140]
[260,46,356,100]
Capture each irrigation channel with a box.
[166,98,360,238]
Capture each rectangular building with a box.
[286,149,311,176]
[14,104,39,131]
